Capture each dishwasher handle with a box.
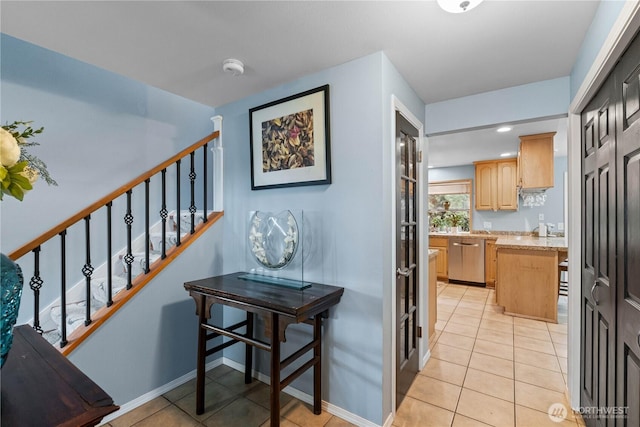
[452,242,480,247]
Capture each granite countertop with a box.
[495,235,568,251]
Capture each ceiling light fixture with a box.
[497,126,512,133]
[222,58,244,76]
[437,0,484,13]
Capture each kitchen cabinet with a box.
[429,236,448,280]
[518,132,555,190]
[474,159,518,211]
[428,251,437,340]
[484,238,497,288]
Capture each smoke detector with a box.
[222,58,244,76]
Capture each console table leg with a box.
[245,312,254,384]
[196,320,206,415]
[270,312,281,427]
[313,315,322,415]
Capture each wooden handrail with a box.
[8,131,219,261]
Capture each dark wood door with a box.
[581,68,617,427]
[615,31,640,427]
[396,111,419,407]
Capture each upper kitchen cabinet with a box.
[517,132,556,190]
[474,158,518,211]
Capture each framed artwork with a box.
[249,85,331,190]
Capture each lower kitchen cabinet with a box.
[485,239,497,288]
[429,236,448,280]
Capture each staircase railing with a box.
[8,129,223,355]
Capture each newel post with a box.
[211,115,223,212]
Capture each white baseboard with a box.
[101,357,383,427]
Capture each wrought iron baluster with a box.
[144,179,150,274]
[106,201,113,307]
[82,215,94,327]
[203,143,208,223]
[176,159,181,247]
[30,246,43,334]
[160,169,168,259]
[124,190,134,290]
[59,231,68,347]
[189,152,196,234]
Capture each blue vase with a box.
[1,253,24,368]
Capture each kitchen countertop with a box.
[495,235,568,251]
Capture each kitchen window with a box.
[428,179,472,232]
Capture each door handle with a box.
[591,280,600,305]
[396,268,411,277]
[452,243,480,247]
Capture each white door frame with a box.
[389,95,426,420]
[566,1,640,410]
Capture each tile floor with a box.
[394,281,583,427]
[105,282,581,427]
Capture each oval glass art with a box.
[248,210,299,269]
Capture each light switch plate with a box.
[483,222,492,229]
[558,222,564,231]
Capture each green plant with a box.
[0,121,57,201]
[431,213,446,228]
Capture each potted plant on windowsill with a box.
[431,213,446,232]
[445,211,465,234]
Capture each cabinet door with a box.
[519,133,555,189]
[496,160,518,210]
[430,247,448,280]
[475,162,496,210]
[485,239,497,287]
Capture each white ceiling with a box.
[1,1,597,166]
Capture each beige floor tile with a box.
[480,319,514,334]
[463,368,515,402]
[244,383,294,410]
[554,343,568,358]
[469,352,514,379]
[280,400,332,427]
[435,319,448,331]
[483,305,505,314]
[212,369,261,396]
[407,375,462,411]
[430,331,442,349]
[457,301,486,312]
[472,339,514,361]
[515,363,566,393]
[134,404,203,427]
[514,325,551,342]
[205,364,236,380]
[476,328,514,346]
[546,322,568,334]
[514,347,561,372]
[514,382,575,421]
[454,306,485,318]
[203,397,270,427]
[431,343,473,367]
[324,416,358,427]
[439,297,461,307]
[394,395,455,427]
[444,321,479,338]
[550,331,567,345]
[437,331,476,351]
[438,311,453,321]
[109,397,171,427]
[456,388,515,427]
[481,310,514,324]
[516,404,576,427]
[174,381,238,421]
[514,335,556,355]
[421,357,468,386]
[448,313,482,327]
[558,356,568,374]
[461,296,488,306]
[260,418,300,427]
[513,317,548,331]
[452,414,493,426]
[163,377,212,403]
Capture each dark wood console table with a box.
[184,272,344,427]
[1,325,119,427]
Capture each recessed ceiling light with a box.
[437,0,484,13]
[500,152,513,157]
[497,126,512,133]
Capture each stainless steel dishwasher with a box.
[448,237,486,285]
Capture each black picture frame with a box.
[249,85,331,190]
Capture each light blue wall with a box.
[429,157,567,233]
[570,0,627,99]
[1,34,224,405]
[424,77,570,135]
[213,51,424,425]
